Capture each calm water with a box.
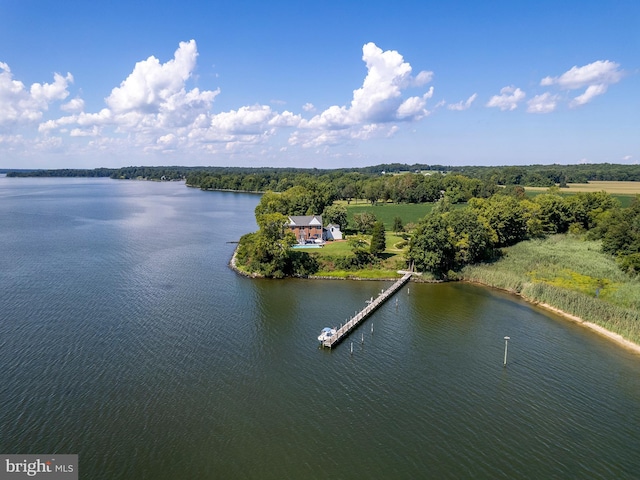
[1,177,639,479]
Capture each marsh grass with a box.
[462,235,640,344]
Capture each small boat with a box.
[318,327,336,342]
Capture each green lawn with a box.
[306,232,409,278]
[344,202,435,230]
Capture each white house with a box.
[324,223,343,241]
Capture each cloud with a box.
[448,93,477,111]
[106,40,215,114]
[570,83,608,107]
[61,97,85,113]
[8,40,434,159]
[295,42,434,146]
[397,87,434,119]
[486,86,525,111]
[540,60,622,89]
[0,62,73,127]
[540,60,622,107]
[527,92,559,113]
[40,40,222,143]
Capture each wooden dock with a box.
[321,272,413,348]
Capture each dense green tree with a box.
[445,209,493,267]
[564,191,619,230]
[587,196,640,275]
[352,212,377,234]
[235,213,298,278]
[469,196,529,247]
[407,208,494,276]
[254,184,336,217]
[533,194,572,234]
[432,195,453,214]
[364,179,385,205]
[392,216,404,233]
[370,221,386,256]
[254,191,289,216]
[322,204,348,229]
[407,213,456,275]
[348,235,369,253]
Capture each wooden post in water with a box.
[503,336,510,367]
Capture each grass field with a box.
[343,202,434,230]
[306,232,410,278]
[462,235,640,344]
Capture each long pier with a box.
[321,272,413,348]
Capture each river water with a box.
[1,177,639,479]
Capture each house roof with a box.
[288,215,322,227]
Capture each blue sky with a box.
[1,0,638,169]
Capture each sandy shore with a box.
[449,279,640,356]
[533,301,640,355]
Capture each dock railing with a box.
[321,272,413,348]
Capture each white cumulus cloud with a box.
[6,40,435,159]
[486,86,525,111]
[39,40,222,147]
[540,60,622,107]
[106,40,213,113]
[61,97,85,113]
[448,93,477,111]
[527,93,559,113]
[0,62,73,127]
[296,42,434,146]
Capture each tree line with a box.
[7,162,640,189]
[406,189,629,277]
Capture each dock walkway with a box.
[321,272,413,348]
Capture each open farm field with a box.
[344,202,435,230]
[526,181,640,194]
[563,181,640,194]
[525,181,639,207]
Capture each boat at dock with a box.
[317,327,336,342]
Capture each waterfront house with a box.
[287,215,323,244]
